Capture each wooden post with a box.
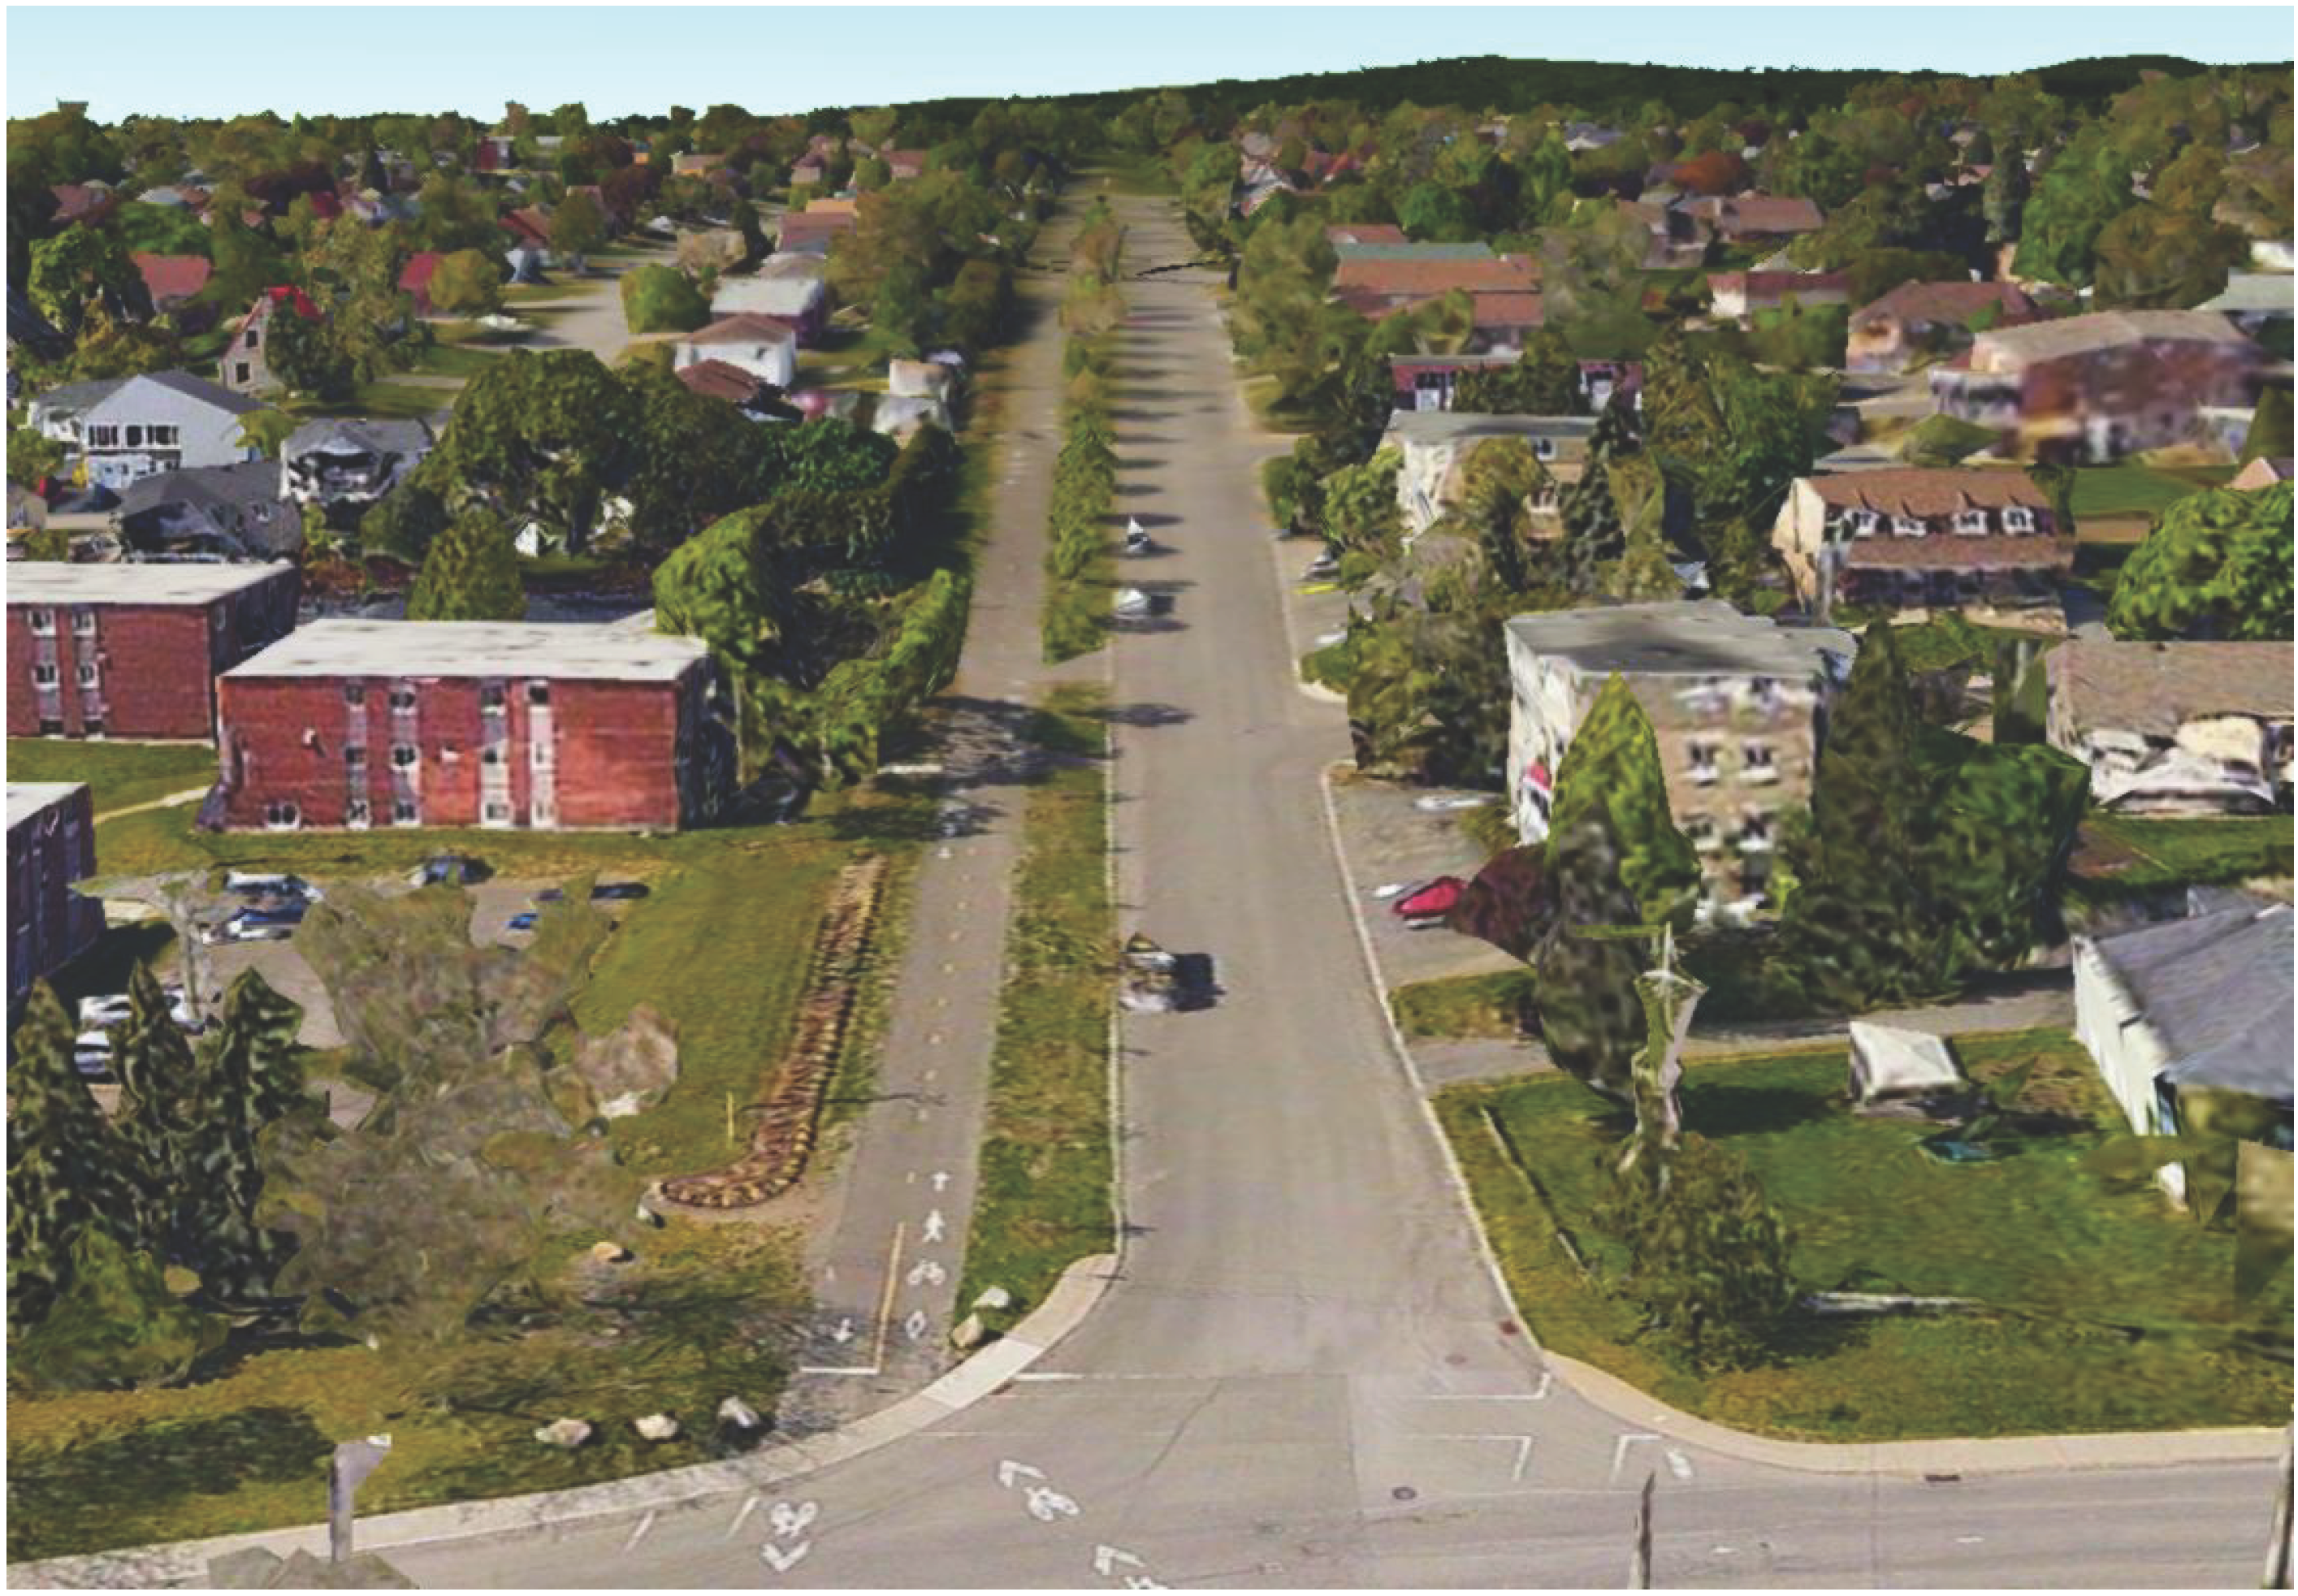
[726,1090,737,1148]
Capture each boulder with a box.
[950,1312,988,1352]
[634,1412,681,1442]
[571,1005,680,1118]
[972,1285,1014,1312]
[717,1395,764,1431]
[590,1240,634,1264]
[534,1418,593,1449]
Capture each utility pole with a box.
[1630,1468,1655,1590]
[2266,1428,2293,1591]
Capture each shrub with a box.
[620,265,711,335]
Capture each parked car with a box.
[507,911,539,932]
[410,854,491,888]
[1301,551,1340,581]
[74,1039,115,1079]
[534,881,652,903]
[225,871,323,902]
[203,904,304,944]
[79,987,199,1031]
[1391,876,1467,925]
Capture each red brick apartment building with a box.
[211,621,737,832]
[9,782,103,1015]
[7,563,302,741]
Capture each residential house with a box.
[2073,902,2293,1200]
[7,561,301,740]
[116,461,301,560]
[1706,270,1850,321]
[2045,640,2294,815]
[672,153,725,179]
[1770,468,2071,613]
[1326,223,1409,246]
[1504,600,1855,922]
[474,135,517,173]
[1331,247,1541,335]
[883,149,928,181]
[790,158,828,188]
[1387,354,1641,414]
[2230,455,2293,491]
[281,417,436,525]
[673,314,798,390]
[41,370,263,491]
[501,205,553,253]
[776,203,859,255]
[50,182,120,227]
[1385,410,1601,534]
[1619,199,1712,269]
[2196,271,2296,343]
[1846,280,2040,374]
[1676,193,1825,245]
[220,287,322,396]
[1469,292,1546,352]
[399,251,443,316]
[7,783,103,1019]
[708,273,829,345]
[211,620,737,833]
[676,358,794,420]
[1928,309,2266,463]
[131,253,213,314]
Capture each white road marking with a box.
[1956,1535,1985,1545]
[932,1170,952,1192]
[907,1259,948,1287]
[1429,1434,1536,1483]
[769,1501,819,1540]
[1094,1545,1145,1575]
[798,1363,881,1376]
[760,1541,811,1574]
[829,1317,856,1344]
[998,1460,1046,1488]
[1665,1447,1694,1481]
[904,1308,929,1341]
[928,1032,945,1045]
[1025,1485,1080,1522]
[1612,1432,1661,1481]
[923,1208,948,1243]
[727,1494,760,1538]
[621,1511,656,1552]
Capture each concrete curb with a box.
[9,1252,1122,1590]
[1311,762,2287,1482]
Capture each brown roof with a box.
[1851,279,2037,329]
[804,197,860,216]
[1839,534,2075,572]
[132,253,212,305]
[1686,194,1823,236]
[676,358,768,402]
[2049,640,2296,737]
[1710,270,1851,302]
[1971,309,2258,370]
[1806,468,2052,517]
[1471,291,1545,327]
[777,212,855,244]
[687,314,797,346]
[1332,256,1538,302]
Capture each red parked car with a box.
[1391,876,1466,924]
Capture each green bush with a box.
[619,265,711,335]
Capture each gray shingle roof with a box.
[117,461,301,557]
[1505,599,1856,679]
[2094,904,2294,1107]
[283,417,435,458]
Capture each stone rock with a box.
[717,1395,764,1431]
[634,1412,681,1442]
[950,1312,987,1352]
[534,1418,594,1449]
[634,1198,666,1228]
[972,1285,1014,1312]
[571,1005,680,1118]
[590,1240,633,1264]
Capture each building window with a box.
[2002,506,2036,534]
[1531,436,1558,461]
[1849,509,1881,538]
[1741,743,1778,784]
[389,687,417,712]
[1683,815,1721,853]
[1687,742,1720,785]
[31,664,58,686]
[1891,514,1926,538]
[479,684,506,714]
[344,746,366,768]
[483,800,513,824]
[148,424,179,448]
[392,799,419,825]
[85,424,118,448]
[1746,676,1780,713]
[263,801,300,831]
[1738,811,1775,850]
[345,798,371,828]
[39,718,62,736]
[245,327,260,348]
[1952,508,1990,535]
[480,746,501,766]
[344,683,366,707]
[526,681,551,705]
[81,719,103,737]
[28,608,55,636]
[531,739,553,768]
[71,608,96,636]
[234,363,251,385]
[391,744,418,768]
[125,426,145,448]
[76,663,98,687]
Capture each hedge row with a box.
[1043,205,1127,662]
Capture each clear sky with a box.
[7,3,2292,123]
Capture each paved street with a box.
[47,192,2270,1593]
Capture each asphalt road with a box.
[372,197,2281,1590]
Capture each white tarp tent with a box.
[1848,1020,1967,1108]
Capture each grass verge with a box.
[6,738,217,817]
[1439,1030,2292,1441]
[954,685,1114,1335]
[1391,968,1538,1041]
[2070,812,2295,906]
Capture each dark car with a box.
[410,854,491,888]
[507,911,539,932]
[536,882,651,902]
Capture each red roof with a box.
[1471,291,1545,327]
[688,313,797,346]
[676,358,768,402]
[257,285,322,321]
[1851,279,2039,329]
[131,253,213,305]
[50,184,119,224]
[399,252,443,294]
[1327,224,1409,245]
[502,206,551,247]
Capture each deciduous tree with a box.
[406,511,527,621]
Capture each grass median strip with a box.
[956,684,1114,1336]
[7,738,217,818]
[1439,1030,2292,1442]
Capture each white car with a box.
[79,988,197,1030]
[225,871,323,902]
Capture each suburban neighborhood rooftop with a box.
[1971,308,2261,365]
[2046,639,2296,736]
[1805,467,2053,514]
[1387,410,1598,444]
[221,619,715,681]
[2091,903,2295,1106]
[1506,599,1855,677]
[8,561,295,605]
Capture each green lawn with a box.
[6,739,217,817]
[955,686,1114,1338]
[1391,968,1537,1041]
[1442,1031,2291,1441]
[2069,463,2235,520]
[405,340,502,378]
[2074,813,2295,901]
